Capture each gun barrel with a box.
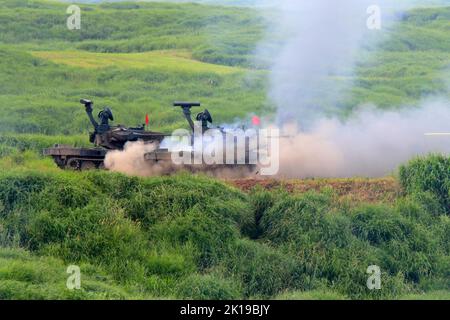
[80,98,92,106]
[173,101,201,108]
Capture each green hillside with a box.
[0,0,270,137]
[351,7,450,110]
[0,155,449,300]
[57,0,275,7]
[0,1,449,138]
[56,0,450,7]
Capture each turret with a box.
[173,101,212,133]
[80,99,113,134]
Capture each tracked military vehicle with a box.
[43,99,166,170]
[45,99,258,175]
[143,102,257,174]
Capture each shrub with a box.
[222,239,299,298]
[399,154,450,214]
[351,204,440,283]
[146,250,196,277]
[248,188,277,238]
[83,172,253,232]
[259,191,335,245]
[176,274,242,300]
[149,209,239,269]
[395,192,442,224]
[351,205,411,245]
[0,248,134,300]
[0,168,449,299]
[275,290,348,300]
[27,199,150,282]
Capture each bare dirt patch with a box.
[228,177,401,203]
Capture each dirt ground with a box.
[228,177,401,203]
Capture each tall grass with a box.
[399,154,450,213]
[0,154,449,299]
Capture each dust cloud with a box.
[277,101,450,178]
[261,0,450,177]
[104,141,170,176]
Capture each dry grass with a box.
[30,50,245,75]
[229,177,401,203]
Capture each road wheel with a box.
[66,158,81,170]
[81,161,96,171]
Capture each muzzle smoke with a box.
[104,141,170,176]
[104,138,258,178]
[263,0,450,177]
[277,101,450,178]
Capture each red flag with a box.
[252,115,261,126]
[145,114,149,126]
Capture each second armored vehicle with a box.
[43,99,166,170]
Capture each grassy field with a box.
[0,1,449,137]
[0,0,449,300]
[30,50,245,74]
[0,0,270,136]
[55,0,450,7]
[0,155,449,299]
[0,46,268,135]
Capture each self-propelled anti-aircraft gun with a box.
[44,99,257,175]
[43,99,165,170]
[144,102,257,174]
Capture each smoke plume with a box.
[262,0,450,177]
[277,100,450,178]
[104,141,170,176]
[263,0,391,126]
[104,139,257,178]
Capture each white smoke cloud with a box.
[263,0,402,126]
[258,0,450,177]
[104,141,168,176]
[277,100,450,178]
